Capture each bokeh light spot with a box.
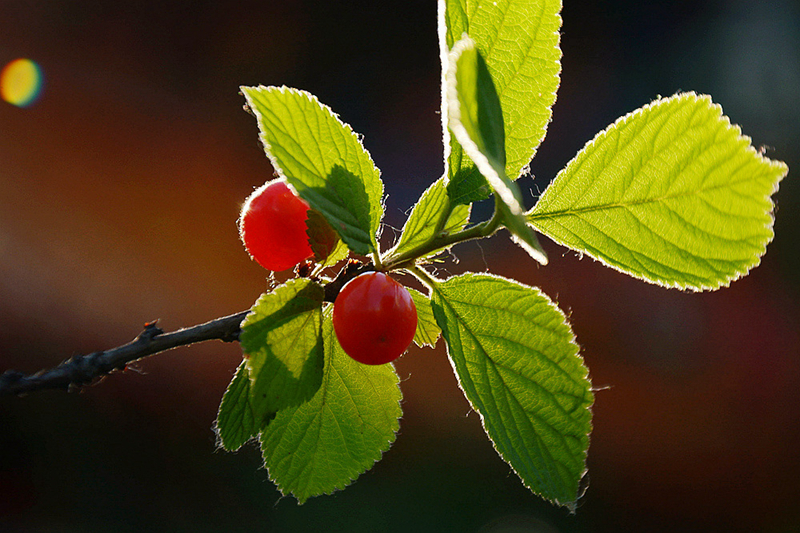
[1,58,44,108]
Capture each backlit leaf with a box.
[441,0,562,202]
[431,272,592,507]
[408,287,441,348]
[306,210,345,265]
[259,310,402,503]
[388,177,470,261]
[242,86,384,256]
[216,361,258,452]
[241,279,325,423]
[446,36,547,265]
[528,93,787,290]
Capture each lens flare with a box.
[1,58,44,108]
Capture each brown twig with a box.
[0,258,378,397]
[0,311,248,397]
[322,259,373,302]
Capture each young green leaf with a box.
[446,143,491,205]
[447,37,507,195]
[431,273,593,508]
[528,92,787,291]
[241,86,384,256]
[407,287,441,348]
[240,279,325,423]
[449,37,507,175]
[216,361,258,452]
[387,177,470,261]
[441,0,562,201]
[306,209,345,264]
[259,310,402,503]
[318,237,350,269]
[446,36,548,265]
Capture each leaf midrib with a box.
[434,282,582,496]
[528,167,767,222]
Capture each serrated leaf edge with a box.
[445,37,523,215]
[438,0,564,182]
[407,286,441,348]
[260,309,403,504]
[445,36,548,265]
[431,271,592,509]
[214,361,258,452]
[385,177,470,261]
[241,85,385,254]
[528,91,787,291]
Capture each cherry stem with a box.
[322,260,373,302]
[408,264,439,290]
[4,195,505,396]
[381,202,503,272]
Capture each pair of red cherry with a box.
[239,180,417,365]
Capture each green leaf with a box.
[260,310,402,503]
[431,273,593,508]
[306,209,344,264]
[446,36,548,265]
[528,92,787,290]
[216,361,258,452]
[319,236,350,269]
[242,86,384,256]
[407,287,441,348]
[441,0,563,201]
[449,37,507,174]
[446,142,491,205]
[241,279,325,422]
[388,177,470,261]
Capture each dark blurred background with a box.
[1,0,798,531]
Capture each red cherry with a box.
[239,179,314,272]
[333,272,418,365]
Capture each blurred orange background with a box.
[1,1,799,531]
